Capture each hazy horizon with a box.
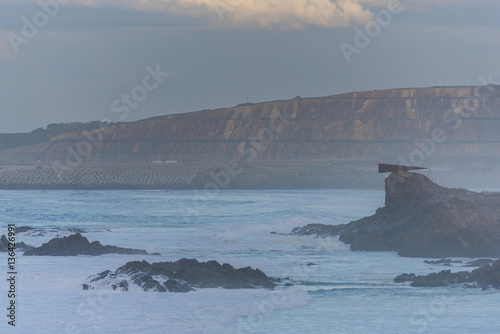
[1,0,500,133]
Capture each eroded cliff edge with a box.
[2,86,500,164]
[291,171,500,258]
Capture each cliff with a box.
[1,86,500,165]
[292,171,500,258]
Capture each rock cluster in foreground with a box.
[394,259,500,289]
[23,233,155,256]
[0,234,33,252]
[83,258,279,292]
[291,171,500,258]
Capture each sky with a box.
[0,0,499,133]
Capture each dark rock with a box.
[292,171,500,258]
[112,280,129,291]
[0,235,8,252]
[290,223,346,238]
[394,259,500,289]
[411,270,470,287]
[163,279,192,293]
[16,226,34,233]
[83,258,278,292]
[463,259,494,267]
[23,233,154,256]
[17,241,35,252]
[469,260,500,289]
[394,273,416,283]
[0,234,34,252]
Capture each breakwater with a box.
[0,166,385,190]
[0,165,495,190]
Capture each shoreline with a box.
[0,166,385,190]
[0,163,498,191]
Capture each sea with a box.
[1,189,499,334]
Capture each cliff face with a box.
[0,122,108,152]
[2,86,500,164]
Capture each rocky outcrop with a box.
[23,233,155,256]
[291,171,500,258]
[0,235,34,252]
[0,164,386,190]
[394,259,500,289]
[83,258,278,292]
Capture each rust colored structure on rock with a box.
[378,163,427,173]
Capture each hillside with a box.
[1,86,500,167]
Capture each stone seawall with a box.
[0,166,385,190]
[0,165,496,190]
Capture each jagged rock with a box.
[394,259,500,289]
[394,273,416,283]
[291,171,500,258]
[0,234,34,252]
[0,235,8,252]
[23,233,154,256]
[290,224,346,238]
[83,258,278,292]
[411,270,470,287]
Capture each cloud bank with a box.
[7,0,499,30]
[75,0,375,29]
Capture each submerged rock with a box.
[83,258,279,292]
[463,259,495,267]
[394,259,500,289]
[423,259,462,266]
[23,233,154,256]
[291,171,500,258]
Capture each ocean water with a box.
[0,189,499,334]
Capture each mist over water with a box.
[1,189,499,333]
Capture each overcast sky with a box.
[0,0,499,133]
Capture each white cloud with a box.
[5,0,499,30]
[72,0,375,29]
